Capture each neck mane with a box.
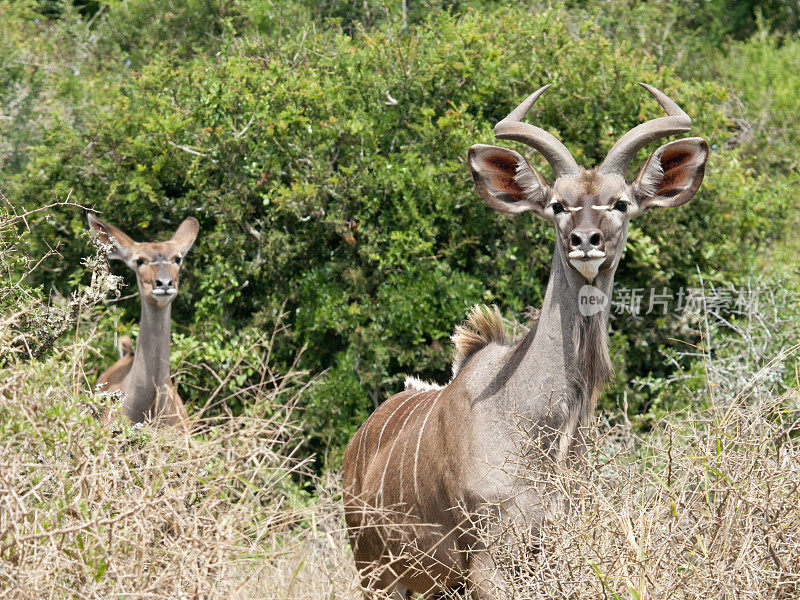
[499,245,616,427]
[544,246,614,419]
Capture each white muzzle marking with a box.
[569,258,604,280]
[568,249,606,280]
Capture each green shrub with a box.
[4,5,794,466]
[719,33,800,169]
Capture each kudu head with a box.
[469,83,708,281]
[88,214,199,307]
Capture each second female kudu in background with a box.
[342,83,708,598]
[89,214,199,433]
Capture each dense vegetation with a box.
[2,0,798,468]
[3,1,800,597]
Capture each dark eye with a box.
[551,202,565,215]
[175,256,182,265]
[135,258,144,267]
[613,200,628,213]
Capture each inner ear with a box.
[633,137,709,210]
[171,217,200,255]
[86,213,137,261]
[468,144,550,215]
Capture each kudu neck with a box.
[516,243,616,412]
[131,299,173,393]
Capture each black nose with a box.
[155,277,174,289]
[569,229,604,252]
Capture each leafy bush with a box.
[578,0,800,63]
[6,6,793,465]
[720,33,800,169]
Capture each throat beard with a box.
[570,312,614,419]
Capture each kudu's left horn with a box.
[599,82,692,175]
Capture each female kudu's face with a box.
[87,214,199,306]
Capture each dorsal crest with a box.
[451,304,509,376]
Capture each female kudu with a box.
[89,214,199,433]
[342,83,708,599]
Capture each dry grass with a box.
[2,202,800,599]
[240,474,363,599]
[474,386,800,599]
[0,327,316,599]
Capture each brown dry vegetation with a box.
[2,203,800,599]
[0,322,315,598]
[477,388,800,599]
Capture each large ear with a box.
[171,217,199,255]
[468,144,550,215]
[633,137,709,210]
[86,212,136,261]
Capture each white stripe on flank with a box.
[413,389,444,504]
[368,391,420,471]
[398,434,409,505]
[356,422,367,479]
[377,393,427,506]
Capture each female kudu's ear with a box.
[86,213,137,262]
[633,137,709,210]
[468,144,550,215]
[171,217,200,255]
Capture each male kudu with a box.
[89,214,199,433]
[342,83,708,598]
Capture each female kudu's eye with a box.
[551,202,565,215]
[135,258,145,267]
[613,199,628,213]
[175,256,182,265]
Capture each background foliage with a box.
[2,0,798,467]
